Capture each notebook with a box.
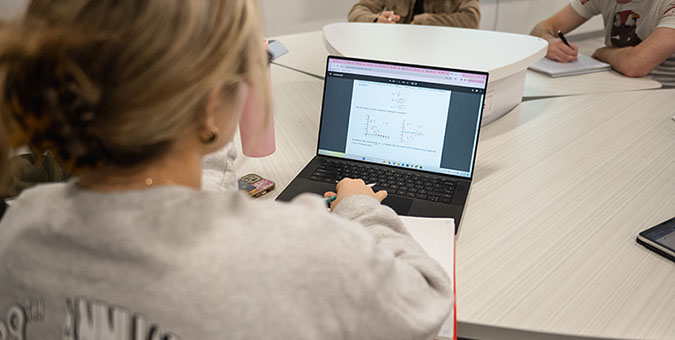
[267,40,288,61]
[529,54,610,77]
[401,216,456,340]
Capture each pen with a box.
[380,7,391,21]
[557,30,570,47]
[325,183,377,204]
[384,7,392,21]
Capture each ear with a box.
[198,84,248,151]
[201,87,223,133]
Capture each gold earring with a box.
[199,127,219,145]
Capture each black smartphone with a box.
[637,216,675,263]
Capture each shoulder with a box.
[658,0,675,18]
[10,181,71,201]
[0,183,72,259]
[569,0,607,18]
[1,182,70,221]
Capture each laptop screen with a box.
[317,56,488,179]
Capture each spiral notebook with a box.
[401,216,456,340]
[529,54,610,77]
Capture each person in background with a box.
[0,0,453,339]
[348,0,480,28]
[531,0,675,86]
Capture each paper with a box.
[401,216,456,340]
[529,54,610,77]
[267,40,289,61]
[344,80,451,167]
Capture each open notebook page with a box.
[401,216,456,340]
[529,54,610,77]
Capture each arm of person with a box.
[530,4,588,62]
[348,0,386,23]
[322,179,453,338]
[592,27,675,77]
[412,0,480,28]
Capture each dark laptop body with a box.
[276,56,488,232]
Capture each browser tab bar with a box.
[327,58,487,89]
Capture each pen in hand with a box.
[380,7,391,21]
[325,183,376,204]
[557,30,570,47]
[383,7,392,22]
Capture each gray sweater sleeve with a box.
[332,195,453,339]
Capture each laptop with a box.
[276,56,488,231]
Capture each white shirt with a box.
[570,0,675,85]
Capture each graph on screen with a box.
[345,80,451,167]
[363,115,426,144]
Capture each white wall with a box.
[1,0,603,38]
[258,0,354,37]
[479,0,603,36]
[0,0,27,21]
[258,0,603,38]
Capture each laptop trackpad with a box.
[382,196,413,215]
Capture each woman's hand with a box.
[324,178,387,211]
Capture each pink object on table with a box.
[239,41,276,158]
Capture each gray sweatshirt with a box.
[0,182,452,340]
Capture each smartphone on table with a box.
[637,216,675,263]
[238,173,275,198]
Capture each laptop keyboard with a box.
[309,159,456,203]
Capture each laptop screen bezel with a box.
[315,55,489,181]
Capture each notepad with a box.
[401,216,456,340]
[529,54,610,77]
[267,40,289,61]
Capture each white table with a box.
[524,69,661,98]
[323,23,547,123]
[270,31,329,79]
[272,30,662,101]
[322,23,547,82]
[235,65,675,339]
[457,89,675,340]
[233,64,323,195]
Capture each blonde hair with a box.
[0,0,269,172]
